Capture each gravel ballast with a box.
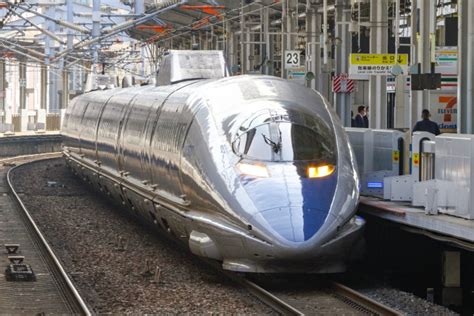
[358,286,458,316]
[11,157,460,315]
[11,158,275,314]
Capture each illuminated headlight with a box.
[307,164,335,178]
[237,163,270,178]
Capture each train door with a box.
[145,83,198,204]
[148,94,191,202]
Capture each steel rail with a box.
[216,264,401,316]
[5,155,398,316]
[192,231,400,315]
[202,256,400,316]
[223,271,304,315]
[6,153,91,316]
[331,281,403,316]
[200,259,303,316]
[239,278,303,315]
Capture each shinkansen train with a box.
[62,50,364,273]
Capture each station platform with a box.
[358,197,474,250]
[0,130,60,138]
[0,131,62,158]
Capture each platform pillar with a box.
[37,65,47,130]
[40,65,47,111]
[441,251,462,306]
[368,0,388,129]
[18,61,28,132]
[458,0,474,133]
[61,69,69,109]
[281,0,298,79]
[247,24,255,72]
[225,21,238,73]
[394,75,409,128]
[19,61,26,111]
[49,68,59,112]
[45,5,58,112]
[334,0,352,127]
[4,66,11,126]
[409,0,419,129]
[410,0,436,129]
[239,2,249,74]
[0,60,5,124]
[19,108,28,132]
[60,108,67,129]
[211,25,218,51]
[36,109,46,130]
[305,6,321,92]
[262,5,273,76]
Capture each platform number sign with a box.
[285,50,301,69]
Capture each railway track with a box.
[241,276,402,315]
[7,155,399,315]
[239,276,401,315]
[204,258,401,315]
[2,153,91,315]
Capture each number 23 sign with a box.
[285,50,301,69]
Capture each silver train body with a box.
[62,51,364,273]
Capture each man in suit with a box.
[354,105,368,128]
[413,109,441,135]
[364,106,369,128]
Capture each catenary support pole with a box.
[40,65,47,111]
[281,0,298,79]
[368,0,388,128]
[458,0,474,133]
[306,4,321,92]
[19,61,26,111]
[0,60,5,122]
[334,0,352,126]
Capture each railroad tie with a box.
[4,243,20,254]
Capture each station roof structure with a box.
[0,0,290,74]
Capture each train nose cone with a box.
[256,206,333,242]
[242,164,338,243]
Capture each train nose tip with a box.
[256,206,330,242]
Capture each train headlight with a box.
[237,163,270,178]
[307,164,335,178]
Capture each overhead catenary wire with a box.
[0,1,291,83]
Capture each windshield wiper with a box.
[262,133,281,153]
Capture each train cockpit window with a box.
[233,121,336,163]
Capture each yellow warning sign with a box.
[350,54,409,65]
[413,153,420,166]
[392,150,400,163]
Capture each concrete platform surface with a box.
[0,131,60,138]
[359,196,474,245]
[0,132,62,158]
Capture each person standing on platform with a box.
[412,109,441,135]
[354,105,368,128]
[364,106,369,128]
